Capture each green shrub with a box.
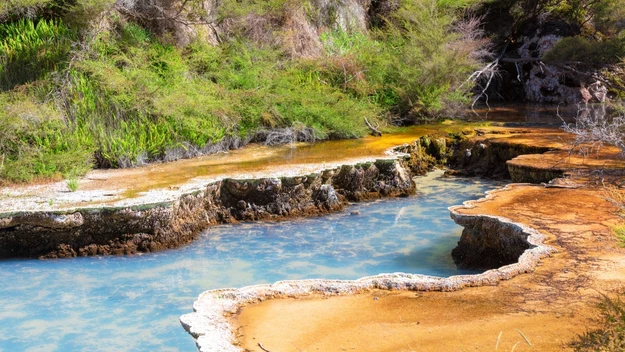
[65,171,79,192]
[0,91,93,184]
[46,19,380,169]
[543,36,625,66]
[217,0,293,19]
[317,0,482,119]
[0,0,489,182]
[569,291,625,351]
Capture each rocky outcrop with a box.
[506,161,565,184]
[482,12,614,104]
[513,32,611,105]
[0,127,578,259]
[449,137,552,180]
[515,33,579,104]
[396,130,562,183]
[0,159,414,259]
[451,213,531,269]
[395,136,451,176]
[332,159,414,201]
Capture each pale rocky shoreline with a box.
[180,185,556,352]
[0,125,566,259]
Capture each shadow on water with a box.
[392,230,481,276]
[464,102,580,125]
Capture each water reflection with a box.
[465,102,580,124]
[0,171,501,351]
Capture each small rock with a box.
[350,211,360,216]
[0,217,12,229]
[237,200,246,209]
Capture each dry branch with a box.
[560,103,625,157]
[499,57,542,63]
[365,118,382,137]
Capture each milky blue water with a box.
[0,171,500,352]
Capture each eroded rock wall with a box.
[395,131,557,182]
[449,138,552,180]
[0,159,414,259]
[451,214,531,269]
[395,136,451,176]
[507,162,564,184]
[0,128,571,259]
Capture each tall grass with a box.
[0,18,73,90]
[0,91,93,183]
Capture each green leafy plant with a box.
[0,18,74,90]
[569,291,625,351]
[0,0,491,183]
[65,172,79,192]
[612,225,625,247]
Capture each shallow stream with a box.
[0,171,501,351]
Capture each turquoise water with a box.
[0,171,500,351]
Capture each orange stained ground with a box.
[80,125,451,199]
[80,101,588,200]
[234,185,625,352]
[83,124,574,201]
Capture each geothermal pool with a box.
[0,171,501,351]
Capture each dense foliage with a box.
[0,0,623,183]
[0,0,488,183]
[478,0,625,65]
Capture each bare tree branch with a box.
[365,118,382,137]
[560,103,625,159]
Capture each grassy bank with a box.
[0,0,488,183]
[6,0,624,184]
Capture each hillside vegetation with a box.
[0,0,623,183]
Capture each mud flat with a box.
[181,128,625,351]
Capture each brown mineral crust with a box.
[448,128,569,180]
[0,160,415,259]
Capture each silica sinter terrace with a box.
[0,171,501,351]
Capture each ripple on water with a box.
[0,170,502,351]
